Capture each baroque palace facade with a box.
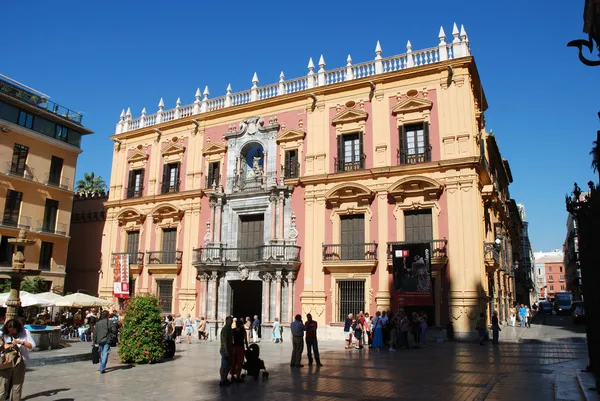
[99,23,520,338]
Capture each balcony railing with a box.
[334,155,366,173]
[386,239,448,260]
[205,175,221,189]
[398,146,432,165]
[484,242,500,265]
[322,243,378,261]
[160,181,180,194]
[5,162,34,181]
[45,173,71,191]
[193,244,301,264]
[126,186,144,199]
[1,215,31,230]
[227,172,277,193]
[111,252,145,265]
[0,75,84,124]
[147,251,183,265]
[282,163,300,179]
[35,220,67,236]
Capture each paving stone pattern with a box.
[20,336,588,401]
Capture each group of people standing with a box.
[344,310,429,351]
[509,304,532,328]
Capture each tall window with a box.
[39,242,53,270]
[17,111,34,129]
[560,266,563,273]
[157,279,173,314]
[10,144,29,176]
[549,266,552,273]
[561,285,565,291]
[336,133,364,172]
[550,285,554,291]
[206,162,220,188]
[48,156,64,186]
[399,123,431,164]
[55,124,68,142]
[161,163,180,194]
[161,228,177,264]
[3,190,22,227]
[283,150,299,178]
[337,280,365,322]
[127,231,140,263]
[42,199,59,233]
[127,169,144,198]
[0,236,15,267]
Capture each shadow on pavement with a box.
[22,388,70,400]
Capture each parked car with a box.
[539,301,553,314]
[572,301,585,324]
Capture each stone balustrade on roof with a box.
[115,22,471,135]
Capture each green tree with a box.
[75,172,107,197]
[0,280,11,293]
[20,277,49,294]
[118,295,164,364]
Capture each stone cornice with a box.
[104,189,204,208]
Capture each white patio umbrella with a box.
[35,292,64,302]
[0,291,53,308]
[52,293,113,308]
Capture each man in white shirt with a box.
[289,314,305,368]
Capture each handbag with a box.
[0,343,22,370]
[91,345,100,365]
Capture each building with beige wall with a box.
[0,74,93,293]
[99,23,518,339]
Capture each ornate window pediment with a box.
[391,97,433,115]
[325,182,374,207]
[276,128,306,143]
[202,142,227,156]
[127,148,149,164]
[117,208,146,228]
[150,203,184,226]
[388,176,443,202]
[331,108,369,126]
[161,141,186,157]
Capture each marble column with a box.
[209,271,218,320]
[263,151,268,185]
[278,193,285,240]
[263,273,272,322]
[275,271,282,321]
[270,193,278,240]
[209,199,216,243]
[286,272,295,323]
[199,273,209,318]
[215,197,223,243]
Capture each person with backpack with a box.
[93,311,118,374]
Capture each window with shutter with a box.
[127,169,144,198]
[336,133,364,172]
[399,123,431,164]
[161,163,180,194]
[10,144,28,176]
[206,162,220,188]
[283,150,298,178]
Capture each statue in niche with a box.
[245,147,264,180]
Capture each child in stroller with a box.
[242,343,269,380]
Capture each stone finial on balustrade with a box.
[140,107,147,128]
[375,41,383,74]
[201,86,209,113]
[346,54,354,80]
[251,72,259,101]
[278,72,285,96]
[225,84,233,107]
[193,88,202,114]
[175,97,182,119]
[406,40,414,68]
[452,22,460,43]
[438,26,448,61]
[460,24,470,56]
[156,97,165,124]
[317,55,326,86]
[307,57,315,89]
[125,107,132,120]
[116,109,126,134]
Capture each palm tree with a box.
[75,172,107,197]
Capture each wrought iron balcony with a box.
[45,173,71,191]
[282,163,300,179]
[193,244,301,264]
[147,251,183,265]
[160,181,180,194]
[484,242,500,266]
[205,174,221,189]
[111,252,145,266]
[334,155,366,173]
[5,162,34,181]
[35,220,67,236]
[322,243,378,261]
[386,239,448,261]
[0,215,31,230]
[397,146,432,165]
[126,186,144,199]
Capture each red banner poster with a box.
[112,254,130,299]
[392,242,433,308]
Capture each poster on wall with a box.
[112,253,130,299]
[392,242,433,308]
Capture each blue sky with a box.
[1,1,597,252]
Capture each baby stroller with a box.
[241,343,269,380]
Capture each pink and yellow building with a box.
[99,23,518,338]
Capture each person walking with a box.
[230,316,248,382]
[343,313,353,349]
[526,306,532,328]
[491,311,501,345]
[518,304,527,328]
[174,313,184,344]
[353,316,363,349]
[252,315,261,343]
[476,313,487,346]
[364,313,372,348]
[0,319,35,400]
[509,306,516,327]
[184,314,194,344]
[219,316,233,386]
[93,310,117,374]
[305,314,322,366]
[197,316,208,341]
[272,318,282,344]
[290,314,305,368]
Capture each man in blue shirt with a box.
[518,304,527,327]
[289,314,305,367]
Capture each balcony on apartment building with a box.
[484,242,500,269]
[281,163,300,180]
[386,239,448,265]
[146,250,183,275]
[5,162,72,192]
[397,146,432,165]
[126,186,144,199]
[193,244,301,267]
[227,172,277,194]
[1,214,32,230]
[35,220,67,236]
[5,162,35,181]
[322,243,378,272]
[334,155,366,173]
[111,251,145,275]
